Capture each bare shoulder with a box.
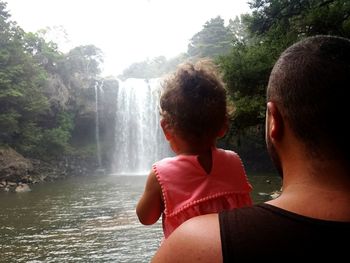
[151,213,222,263]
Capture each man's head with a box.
[266,35,350,174]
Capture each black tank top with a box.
[219,203,350,262]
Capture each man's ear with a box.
[160,119,173,141]
[266,102,284,141]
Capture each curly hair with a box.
[159,59,228,144]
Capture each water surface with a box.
[0,174,281,262]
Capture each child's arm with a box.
[136,169,163,225]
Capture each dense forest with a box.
[1,0,349,183]
[0,0,120,183]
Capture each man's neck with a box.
[267,159,350,221]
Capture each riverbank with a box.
[0,147,99,192]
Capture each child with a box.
[136,59,252,239]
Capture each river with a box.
[0,173,281,262]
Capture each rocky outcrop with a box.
[0,147,33,183]
[0,146,100,192]
[44,74,70,109]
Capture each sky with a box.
[5,0,251,77]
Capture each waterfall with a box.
[94,79,104,168]
[112,78,172,175]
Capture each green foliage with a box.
[65,45,103,78]
[0,1,49,147]
[218,40,273,135]
[40,128,71,156]
[38,112,74,157]
[0,0,111,162]
[223,0,350,133]
[120,59,156,80]
[120,16,236,79]
[188,16,233,59]
[15,122,43,155]
[119,53,189,80]
[57,111,74,133]
[23,31,64,73]
[216,0,350,171]
[21,111,75,159]
[227,16,250,45]
[247,0,350,38]
[0,110,20,136]
[0,1,89,160]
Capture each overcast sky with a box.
[5,0,251,76]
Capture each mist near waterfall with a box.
[111,78,172,175]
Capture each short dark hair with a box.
[267,35,350,160]
[160,59,227,143]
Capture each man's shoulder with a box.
[151,214,222,263]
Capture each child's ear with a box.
[160,119,173,141]
[217,117,229,138]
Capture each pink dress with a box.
[153,147,252,238]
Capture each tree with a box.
[23,31,64,73]
[65,45,103,79]
[187,16,234,59]
[119,53,189,80]
[38,111,74,158]
[227,16,249,45]
[0,1,49,150]
[247,0,350,38]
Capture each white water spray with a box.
[94,80,104,167]
[112,78,172,175]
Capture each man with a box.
[151,35,350,262]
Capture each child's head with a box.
[159,59,228,146]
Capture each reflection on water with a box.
[249,173,282,203]
[0,174,281,262]
[0,176,162,263]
